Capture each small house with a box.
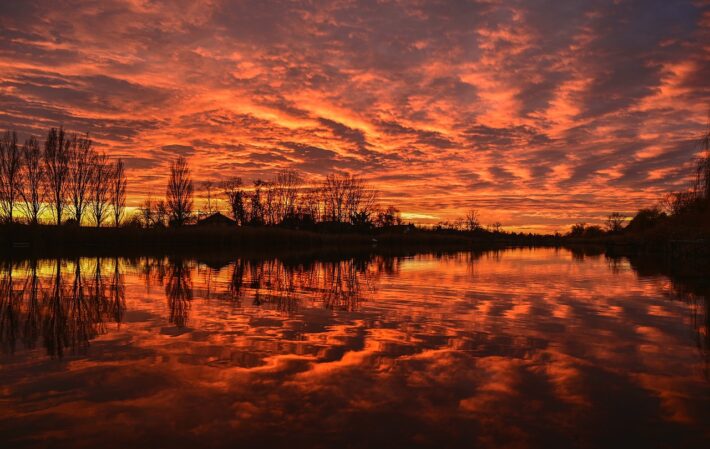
[196,212,237,227]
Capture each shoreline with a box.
[0,223,560,258]
[2,224,709,262]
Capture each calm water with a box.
[0,248,708,448]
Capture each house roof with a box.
[196,212,237,226]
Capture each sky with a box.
[0,0,709,232]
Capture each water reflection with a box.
[0,258,125,357]
[0,255,386,354]
[621,253,710,373]
[1,251,707,368]
[0,249,707,448]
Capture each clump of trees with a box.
[605,212,627,234]
[166,156,194,227]
[0,127,127,226]
[567,222,605,238]
[139,158,394,230]
[432,209,503,233]
[632,118,710,234]
[567,115,710,238]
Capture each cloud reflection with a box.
[0,250,707,447]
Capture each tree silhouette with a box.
[299,187,322,223]
[19,136,45,225]
[322,174,376,223]
[275,169,302,222]
[465,209,480,231]
[1,126,129,227]
[249,179,265,225]
[166,156,193,226]
[695,115,710,201]
[605,212,627,233]
[90,153,112,227]
[223,177,247,225]
[0,131,23,224]
[569,222,587,237]
[43,127,71,226]
[376,206,401,227]
[110,159,127,227]
[201,180,215,216]
[69,133,95,224]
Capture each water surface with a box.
[0,248,708,448]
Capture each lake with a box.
[0,248,708,448]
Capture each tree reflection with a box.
[0,251,708,368]
[224,256,378,312]
[22,260,42,350]
[613,253,709,374]
[0,258,126,357]
[42,260,67,357]
[0,260,21,353]
[165,258,193,328]
[109,258,126,326]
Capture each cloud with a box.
[0,0,707,230]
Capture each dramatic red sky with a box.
[1,0,709,231]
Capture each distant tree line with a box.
[0,128,127,226]
[137,155,402,230]
[2,127,508,234]
[568,117,710,239]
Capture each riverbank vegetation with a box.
[1,120,708,256]
[567,119,710,249]
[0,126,557,253]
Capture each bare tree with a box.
[345,176,378,223]
[263,181,277,225]
[452,217,465,231]
[376,206,402,227]
[69,133,95,225]
[201,180,215,216]
[249,180,265,225]
[605,212,627,233]
[274,169,302,222]
[43,127,71,225]
[166,156,193,226]
[322,174,377,223]
[19,136,45,225]
[222,178,247,225]
[299,187,323,223]
[694,114,710,200]
[322,174,348,222]
[90,153,111,227]
[0,131,23,223]
[155,200,168,227]
[139,196,156,228]
[465,209,480,231]
[110,159,127,227]
[661,190,700,216]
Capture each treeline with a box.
[139,155,404,229]
[0,128,127,226]
[144,157,500,232]
[1,127,502,234]
[567,122,710,240]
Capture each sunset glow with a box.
[1,0,709,231]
